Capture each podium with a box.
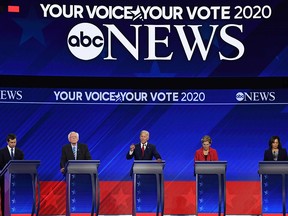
[0,160,41,216]
[194,161,227,216]
[64,160,100,216]
[132,160,165,216]
[258,161,288,215]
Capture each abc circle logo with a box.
[67,23,104,60]
[235,92,244,101]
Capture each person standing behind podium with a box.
[264,135,287,161]
[0,133,24,216]
[126,130,162,161]
[194,135,218,161]
[60,131,92,174]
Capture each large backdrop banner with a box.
[1,1,288,214]
[0,87,287,182]
[0,0,287,77]
[0,87,287,214]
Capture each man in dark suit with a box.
[126,130,162,176]
[60,131,92,174]
[126,130,162,160]
[0,133,24,216]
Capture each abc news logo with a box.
[235,92,275,102]
[67,22,244,61]
[67,23,104,60]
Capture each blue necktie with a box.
[11,148,14,160]
[72,146,76,160]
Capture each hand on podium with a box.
[60,167,65,174]
[157,158,162,162]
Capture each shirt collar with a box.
[7,145,14,152]
[71,143,77,148]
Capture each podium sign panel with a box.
[0,160,40,216]
[258,161,288,215]
[194,161,227,216]
[132,160,165,216]
[64,160,100,216]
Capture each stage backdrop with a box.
[1,0,288,215]
[0,0,287,77]
[0,87,287,214]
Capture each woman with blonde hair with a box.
[194,135,219,161]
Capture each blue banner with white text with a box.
[0,87,288,182]
[0,0,287,77]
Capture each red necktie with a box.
[141,144,145,157]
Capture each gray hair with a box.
[140,130,149,137]
[68,131,79,140]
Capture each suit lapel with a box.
[68,145,75,160]
[5,147,12,160]
[136,144,143,159]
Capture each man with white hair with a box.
[60,131,92,173]
[126,130,162,161]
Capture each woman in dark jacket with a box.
[264,135,288,161]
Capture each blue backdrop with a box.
[0,0,287,77]
[0,88,287,182]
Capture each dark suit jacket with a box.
[60,143,92,168]
[126,143,162,177]
[0,146,24,170]
[264,148,288,161]
[0,146,24,216]
[126,143,161,160]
